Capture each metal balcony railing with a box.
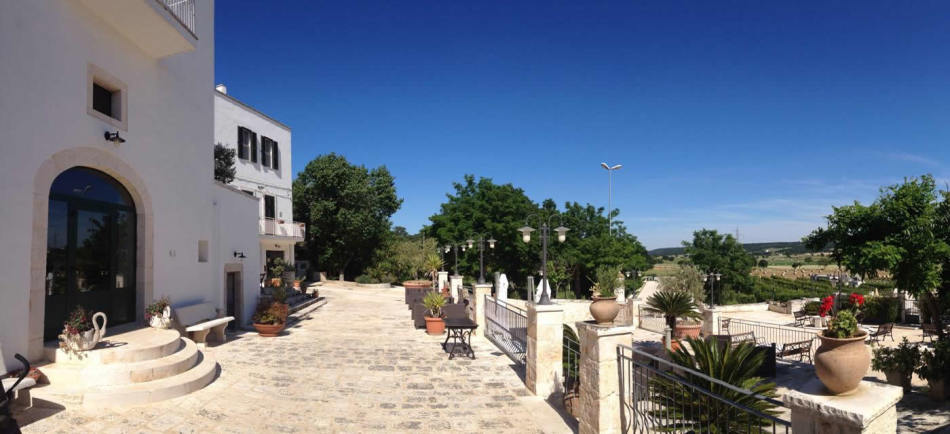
[157,0,197,37]
[260,218,305,239]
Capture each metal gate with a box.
[484,296,527,366]
[617,345,791,433]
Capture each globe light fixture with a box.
[518,226,535,243]
[519,213,568,305]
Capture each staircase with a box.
[32,327,217,407]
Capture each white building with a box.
[214,87,303,281]
[0,0,262,372]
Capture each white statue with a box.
[497,273,509,300]
[535,278,551,303]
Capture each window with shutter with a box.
[272,141,280,170]
[261,136,271,167]
[237,127,248,160]
[250,131,258,163]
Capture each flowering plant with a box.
[819,293,865,338]
[62,305,93,336]
[144,296,171,321]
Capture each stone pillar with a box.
[701,307,721,336]
[576,322,635,434]
[527,303,564,399]
[628,299,639,329]
[449,275,463,301]
[437,271,449,292]
[473,283,492,337]
[784,378,902,434]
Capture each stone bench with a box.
[174,302,234,346]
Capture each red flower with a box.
[849,293,865,306]
[819,295,834,317]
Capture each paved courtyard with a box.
[14,284,574,433]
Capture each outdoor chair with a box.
[777,339,813,363]
[729,331,765,346]
[720,318,731,335]
[922,323,939,343]
[868,323,894,345]
[793,311,808,328]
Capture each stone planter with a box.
[926,378,947,401]
[814,331,870,395]
[253,322,285,337]
[147,306,172,329]
[425,316,445,335]
[674,322,702,340]
[589,296,620,324]
[883,369,913,393]
[61,312,107,352]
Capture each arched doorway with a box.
[45,167,137,340]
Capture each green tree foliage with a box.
[363,236,439,284]
[213,144,236,184]
[757,259,769,268]
[804,175,950,336]
[662,264,706,304]
[682,229,755,295]
[293,153,402,280]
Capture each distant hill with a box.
[649,241,811,257]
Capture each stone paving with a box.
[15,284,574,433]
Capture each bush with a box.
[803,301,821,315]
[916,339,950,382]
[252,300,288,325]
[872,337,921,374]
[355,275,375,284]
[863,296,900,324]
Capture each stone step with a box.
[44,327,182,365]
[33,348,218,408]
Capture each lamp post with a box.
[444,244,462,276]
[703,272,722,308]
[600,162,622,235]
[518,213,569,305]
[464,235,496,284]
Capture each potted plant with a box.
[58,305,107,353]
[293,273,305,290]
[916,339,950,400]
[423,253,444,293]
[589,266,622,324]
[814,293,869,395]
[144,297,172,329]
[252,299,289,337]
[268,258,287,287]
[871,337,921,392]
[422,291,447,335]
[644,290,703,349]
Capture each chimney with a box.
[215,83,227,94]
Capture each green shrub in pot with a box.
[916,339,950,400]
[871,338,921,392]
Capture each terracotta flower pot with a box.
[270,278,282,288]
[293,280,302,290]
[253,322,285,337]
[814,331,870,395]
[883,370,913,393]
[662,336,682,352]
[404,280,431,290]
[674,322,702,340]
[589,296,620,324]
[425,316,445,335]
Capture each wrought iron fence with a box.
[563,327,580,390]
[484,295,527,366]
[722,317,818,362]
[157,0,197,37]
[617,344,791,433]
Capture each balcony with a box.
[260,218,305,241]
[78,0,197,58]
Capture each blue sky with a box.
[215,1,950,250]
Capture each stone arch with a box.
[28,147,154,360]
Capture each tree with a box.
[213,144,236,184]
[682,229,755,296]
[757,259,769,268]
[293,153,402,280]
[804,175,950,337]
[662,264,706,304]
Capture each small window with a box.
[237,127,249,160]
[260,136,271,167]
[93,83,114,117]
[198,240,209,263]
[87,64,127,130]
[271,141,279,170]
[264,195,275,219]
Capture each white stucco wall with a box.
[212,184,262,327]
[0,1,217,371]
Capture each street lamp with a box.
[703,272,722,308]
[464,235,497,284]
[444,244,462,276]
[518,213,569,305]
[600,162,622,235]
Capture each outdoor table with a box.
[442,318,477,360]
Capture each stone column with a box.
[437,271,449,292]
[449,275,463,301]
[701,307,721,336]
[472,283,492,336]
[784,378,902,434]
[526,303,564,399]
[576,322,635,434]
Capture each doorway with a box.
[226,271,239,330]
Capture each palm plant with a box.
[422,291,446,318]
[650,337,780,432]
[644,290,701,329]
[423,253,443,289]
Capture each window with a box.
[87,64,127,130]
[264,195,275,219]
[92,83,114,117]
[260,136,271,167]
[271,140,280,170]
[237,127,249,160]
[198,240,209,263]
[250,130,258,163]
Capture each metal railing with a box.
[638,304,667,333]
[484,295,527,366]
[157,0,197,37]
[617,344,791,433]
[722,317,818,362]
[260,218,305,238]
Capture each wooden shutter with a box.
[250,131,258,163]
[272,141,279,170]
[237,127,248,160]
[261,137,270,167]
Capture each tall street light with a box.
[465,235,497,284]
[444,244,463,276]
[518,213,569,305]
[703,272,722,308]
[600,162,622,235]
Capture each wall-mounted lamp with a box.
[104,131,126,144]
[233,251,246,259]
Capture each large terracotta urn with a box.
[814,331,870,395]
[253,322,285,337]
[424,316,445,335]
[589,296,620,325]
[674,321,702,340]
